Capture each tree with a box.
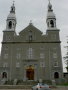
[64,44,68,72]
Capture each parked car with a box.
[32,83,51,90]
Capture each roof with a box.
[7,13,16,20]
[19,23,43,35]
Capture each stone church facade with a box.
[0,2,63,81]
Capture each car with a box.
[32,83,51,90]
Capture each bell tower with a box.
[3,2,17,42]
[46,0,56,29]
[46,1,63,81]
[6,2,17,31]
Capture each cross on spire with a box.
[29,20,33,25]
[48,0,51,4]
[13,0,15,5]
[30,20,32,23]
[10,1,15,13]
[48,0,52,11]
[48,0,50,3]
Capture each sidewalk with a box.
[52,86,68,90]
[0,86,68,90]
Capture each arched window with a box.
[12,8,13,11]
[8,21,12,29]
[50,20,54,27]
[2,72,7,78]
[54,72,59,79]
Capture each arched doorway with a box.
[54,72,59,79]
[26,65,34,80]
[2,72,7,78]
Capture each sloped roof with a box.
[19,23,43,35]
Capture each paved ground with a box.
[52,86,68,90]
[0,86,68,90]
[0,89,30,90]
[0,89,31,90]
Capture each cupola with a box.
[6,2,17,31]
[46,1,56,29]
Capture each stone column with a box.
[34,65,37,81]
[23,65,26,81]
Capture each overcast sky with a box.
[0,0,68,72]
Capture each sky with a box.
[0,0,68,72]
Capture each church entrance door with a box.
[54,72,59,79]
[2,72,7,78]
[26,65,34,80]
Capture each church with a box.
[0,1,63,82]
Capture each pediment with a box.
[19,23,43,36]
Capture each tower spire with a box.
[48,0,53,11]
[48,0,50,3]
[13,0,15,5]
[10,1,15,13]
